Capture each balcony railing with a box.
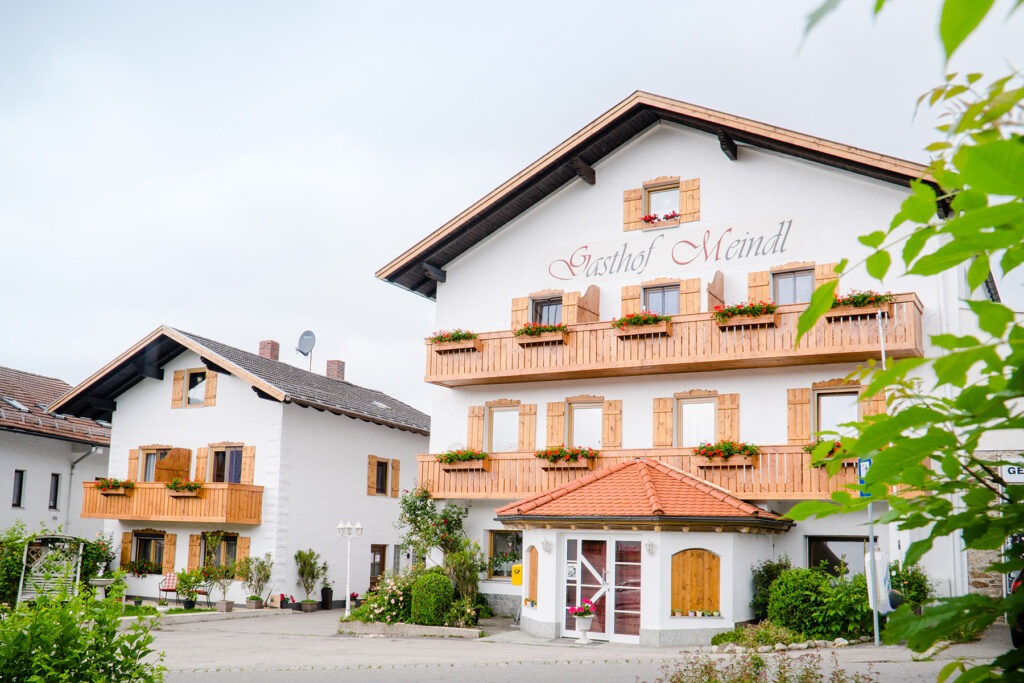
[81,482,263,525]
[417,446,857,501]
[425,293,922,386]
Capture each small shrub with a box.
[767,568,831,638]
[750,555,791,621]
[653,651,877,683]
[359,567,421,623]
[709,621,806,647]
[294,548,326,601]
[443,596,478,627]
[818,573,872,640]
[888,561,934,611]
[410,572,454,626]
[474,593,494,619]
[444,538,485,602]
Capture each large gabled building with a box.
[377,91,999,644]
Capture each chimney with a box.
[326,360,345,381]
[259,340,280,361]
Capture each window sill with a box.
[640,218,680,230]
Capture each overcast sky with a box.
[1,1,1021,412]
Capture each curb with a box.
[338,621,482,639]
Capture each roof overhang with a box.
[495,514,794,534]
[377,90,933,300]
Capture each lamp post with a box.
[337,521,363,618]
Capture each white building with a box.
[51,326,429,604]
[377,91,996,644]
[0,366,109,538]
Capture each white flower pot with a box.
[574,615,594,644]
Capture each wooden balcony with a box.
[417,446,858,501]
[81,482,263,525]
[425,293,923,386]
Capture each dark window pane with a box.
[187,371,206,405]
[615,563,642,587]
[532,298,562,325]
[213,451,226,482]
[375,461,388,494]
[12,470,24,507]
[48,473,60,509]
[227,448,243,483]
[616,541,641,564]
[808,536,867,576]
[613,610,641,635]
[615,587,642,611]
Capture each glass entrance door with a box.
[564,538,642,641]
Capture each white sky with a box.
[1,1,1021,412]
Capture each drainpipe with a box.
[67,445,103,532]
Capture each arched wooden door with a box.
[671,548,720,613]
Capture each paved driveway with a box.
[150,609,1014,683]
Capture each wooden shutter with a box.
[193,448,208,483]
[621,285,641,316]
[390,459,400,497]
[707,271,725,311]
[127,449,140,481]
[546,402,565,447]
[241,446,256,485]
[748,271,770,302]
[518,404,537,452]
[623,187,643,231]
[602,399,622,449]
[467,406,485,450]
[162,534,177,574]
[171,370,185,408]
[787,388,811,444]
[187,534,202,570]
[815,262,839,288]
[671,549,720,613]
[511,297,530,329]
[679,278,701,314]
[527,546,539,603]
[120,531,132,569]
[679,178,701,223]
[715,394,740,442]
[203,371,218,407]
[562,291,580,325]
[653,398,674,447]
[577,285,600,323]
[234,537,251,579]
[366,456,379,495]
[156,448,191,482]
[860,389,886,418]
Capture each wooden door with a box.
[671,548,720,613]
[369,545,386,590]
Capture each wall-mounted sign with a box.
[542,218,799,284]
[1003,464,1024,484]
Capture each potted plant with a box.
[238,552,273,609]
[203,532,235,612]
[428,328,483,353]
[534,445,599,470]
[692,440,760,466]
[435,448,490,472]
[320,564,333,610]
[568,599,596,644]
[165,477,203,497]
[513,321,570,346]
[176,568,202,610]
[826,289,895,319]
[95,477,135,495]
[612,311,672,338]
[712,301,779,327]
[294,548,326,612]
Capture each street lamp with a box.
[337,521,363,618]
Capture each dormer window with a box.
[172,368,217,409]
[646,184,679,218]
[2,396,29,412]
[532,297,563,325]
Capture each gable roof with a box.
[496,458,790,532]
[377,90,931,300]
[0,366,110,446]
[49,326,430,436]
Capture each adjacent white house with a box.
[377,91,1010,644]
[0,366,110,538]
[50,326,429,604]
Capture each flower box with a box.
[440,459,492,473]
[168,490,200,498]
[697,456,755,467]
[539,459,595,471]
[431,338,483,353]
[615,320,672,338]
[98,488,129,496]
[824,303,892,320]
[516,330,570,347]
[715,312,779,329]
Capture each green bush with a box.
[888,561,934,611]
[356,567,423,624]
[410,572,453,626]
[0,521,30,605]
[0,592,165,682]
[443,596,478,627]
[750,555,791,621]
[710,621,806,647]
[767,568,831,638]
[444,538,485,602]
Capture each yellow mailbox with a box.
[510,563,523,586]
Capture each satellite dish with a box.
[296,331,316,356]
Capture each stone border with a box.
[119,607,292,631]
[338,621,482,639]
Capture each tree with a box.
[395,486,470,561]
[791,2,1024,679]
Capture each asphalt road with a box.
[149,609,1015,683]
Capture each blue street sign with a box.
[858,458,872,498]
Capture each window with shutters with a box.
[646,181,679,218]
[546,396,622,450]
[532,297,563,325]
[644,284,680,316]
[569,403,603,448]
[487,407,519,452]
[135,531,165,567]
[140,446,191,483]
[202,532,238,568]
[186,370,207,405]
[773,269,815,305]
[211,447,243,483]
[677,399,716,447]
[787,380,885,445]
[623,177,700,231]
[468,401,536,453]
[366,455,400,497]
[172,367,218,409]
[814,390,860,435]
[142,449,169,482]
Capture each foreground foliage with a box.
[794,1,1024,678]
[0,591,165,682]
[651,652,877,683]
[710,621,807,648]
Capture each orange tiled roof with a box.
[0,366,110,446]
[496,458,780,520]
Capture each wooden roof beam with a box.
[569,157,596,185]
[717,131,738,160]
[422,263,447,283]
[133,362,163,381]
